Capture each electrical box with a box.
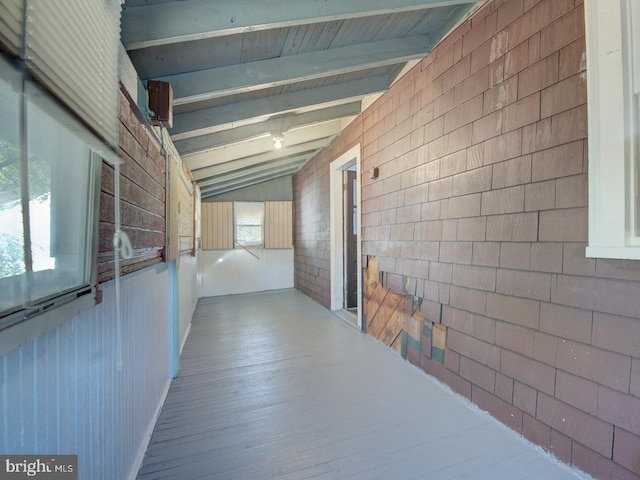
[147,80,173,128]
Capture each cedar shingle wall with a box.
[293,117,363,308]
[293,1,640,479]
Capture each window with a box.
[234,202,264,247]
[0,55,102,331]
[585,0,640,259]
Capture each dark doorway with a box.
[344,169,358,310]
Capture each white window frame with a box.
[0,55,107,356]
[585,0,640,259]
[234,202,264,248]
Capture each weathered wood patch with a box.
[363,256,447,365]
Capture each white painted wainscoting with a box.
[0,260,200,480]
[198,248,294,297]
[178,254,198,351]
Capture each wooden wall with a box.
[201,202,233,250]
[98,90,166,282]
[265,201,293,249]
[201,201,293,250]
[167,155,195,260]
[292,115,363,307]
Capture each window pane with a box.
[237,225,262,244]
[235,202,263,246]
[0,58,99,322]
[0,56,25,314]
[25,83,94,302]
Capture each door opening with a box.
[344,168,358,312]
[329,144,362,330]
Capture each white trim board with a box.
[329,144,363,330]
[128,378,171,480]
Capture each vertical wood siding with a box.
[202,201,293,249]
[1,266,172,480]
[201,202,233,249]
[265,201,293,248]
[167,156,195,260]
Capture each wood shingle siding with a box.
[293,1,640,478]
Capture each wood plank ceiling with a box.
[121,0,481,200]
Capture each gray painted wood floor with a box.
[137,289,591,480]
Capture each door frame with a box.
[329,144,362,329]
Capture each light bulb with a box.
[272,133,284,149]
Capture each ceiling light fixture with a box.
[272,133,284,149]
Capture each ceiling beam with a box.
[187,138,329,181]
[196,153,313,188]
[201,171,298,200]
[122,0,478,50]
[200,167,305,199]
[173,102,360,155]
[185,121,344,170]
[162,36,431,105]
[198,159,308,192]
[170,75,388,140]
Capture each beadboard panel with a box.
[1,265,172,480]
[198,249,293,297]
[178,254,198,349]
[265,201,293,249]
[201,202,234,250]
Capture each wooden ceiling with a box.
[121,0,481,199]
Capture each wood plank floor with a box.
[137,289,590,480]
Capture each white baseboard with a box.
[128,379,171,480]
[129,303,194,479]
[180,322,191,355]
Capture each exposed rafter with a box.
[170,76,388,140]
[122,0,479,50]
[173,102,360,155]
[201,170,300,200]
[161,36,431,105]
[190,137,332,181]
[196,154,313,188]
[185,120,346,169]
[199,160,308,195]
[123,0,480,196]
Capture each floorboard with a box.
[137,289,591,480]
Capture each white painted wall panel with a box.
[198,249,294,297]
[178,254,198,349]
[0,265,172,480]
